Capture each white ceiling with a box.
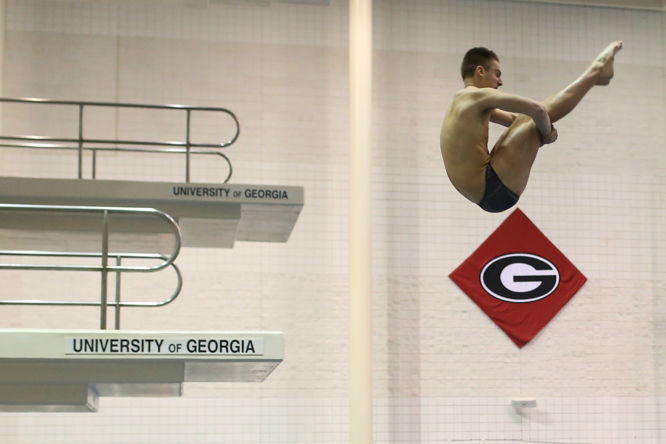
[504,0,665,10]
[195,0,664,11]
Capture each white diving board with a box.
[0,329,284,412]
[0,176,304,249]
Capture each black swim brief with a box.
[477,164,520,213]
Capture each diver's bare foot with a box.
[593,41,623,85]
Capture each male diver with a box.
[440,41,623,212]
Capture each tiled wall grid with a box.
[0,0,664,443]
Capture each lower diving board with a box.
[0,329,284,412]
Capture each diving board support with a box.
[0,329,284,412]
[0,383,99,413]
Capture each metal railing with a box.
[0,97,240,183]
[0,203,183,330]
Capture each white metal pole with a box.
[349,0,373,443]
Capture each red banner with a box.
[450,209,587,348]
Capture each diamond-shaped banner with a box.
[450,209,587,348]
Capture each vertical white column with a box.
[349,0,372,443]
[0,0,5,136]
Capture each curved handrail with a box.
[0,203,184,329]
[0,203,181,272]
[0,143,233,183]
[0,252,182,308]
[0,97,240,182]
[0,97,240,148]
[0,134,235,149]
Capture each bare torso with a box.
[440,87,493,204]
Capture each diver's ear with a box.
[475,64,486,77]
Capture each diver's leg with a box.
[544,41,622,122]
[489,41,623,196]
[488,115,541,196]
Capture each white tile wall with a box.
[0,0,664,442]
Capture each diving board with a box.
[0,176,304,249]
[0,329,284,412]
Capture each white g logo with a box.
[480,253,559,303]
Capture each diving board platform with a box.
[0,329,284,412]
[0,176,303,249]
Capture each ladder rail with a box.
[0,97,240,183]
[0,252,183,308]
[0,203,181,272]
[0,203,183,329]
[0,143,233,183]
